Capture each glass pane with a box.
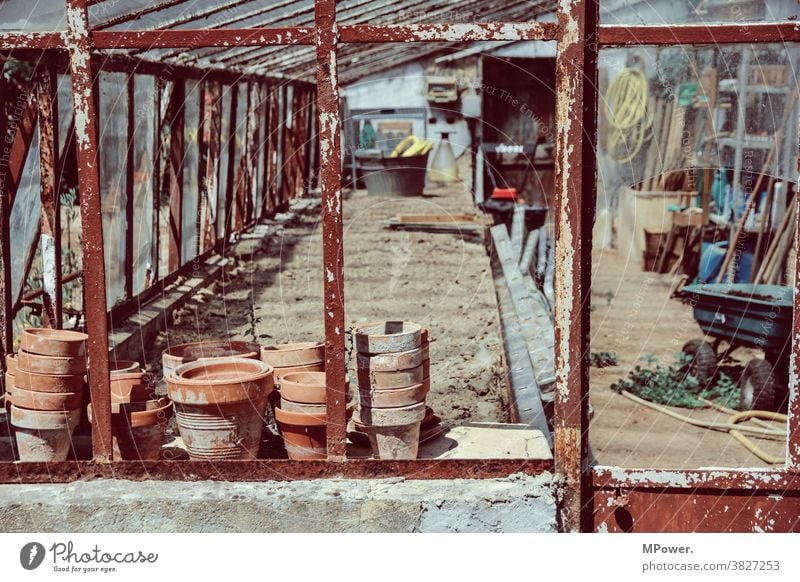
[157,81,173,279]
[592,44,799,469]
[0,0,65,31]
[339,0,556,25]
[9,124,41,305]
[132,75,156,295]
[231,83,247,226]
[98,72,129,306]
[181,80,201,264]
[601,0,800,25]
[217,84,233,239]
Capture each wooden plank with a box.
[393,213,480,224]
[493,259,553,449]
[491,224,554,445]
[510,203,525,264]
[168,81,185,270]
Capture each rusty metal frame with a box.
[0,0,799,534]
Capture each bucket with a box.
[356,152,429,197]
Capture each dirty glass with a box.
[132,75,156,295]
[600,0,800,25]
[0,0,66,30]
[181,80,201,264]
[591,44,799,469]
[98,72,129,306]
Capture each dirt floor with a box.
[589,249,785,469]
[143,179,509,429]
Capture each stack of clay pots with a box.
[274,371,327,460]
[260,342,324,413]
[353,321,428,459]
[89,360,172,460]
[8,329,87,461]
[167,357,274,460]
[273,370,350,460]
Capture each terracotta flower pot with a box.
[110,371,157,404]
[16,350,87,376]
[167,358,273,460]
[356,363,423,390]
[13,369,85,393]
[274,404,327,460]
[280,371,326,404]
[356,347,423,373]
[279,398,327,414]
[20,328,88,358]
[280,371,350,405]
[162,340,261,380]
[88,398,173,461]
[353,321,422,355]
[8,385,83,411]
[358,382,428,409]
[261,342,324,368]
[109,360,142,374]
[11,405,81,462]
[354,401,426,460]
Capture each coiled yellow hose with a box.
[604,68,653,164]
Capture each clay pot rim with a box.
[109,360,142,374]
[110,371,151,382]
[10,405,81,429]
[358,382,426,395]
[274,404,327,427]
[5,353,16,374]
[16,350,87,375]
[353,321,422,341]
[163,340,262,362]
[170,357,274,385]
[280,371,327,387]
[356,347,423,372]
[22,328,88,345]
[88,398,173,426]
[261,341,324,353]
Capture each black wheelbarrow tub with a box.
[679,283,793,352]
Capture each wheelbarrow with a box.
[676,283,793,411]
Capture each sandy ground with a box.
[589,249,785,469]
[143,179,509,429]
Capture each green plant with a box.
[590,351,619,368]
[244,302,263,343]
[611,353,738,409]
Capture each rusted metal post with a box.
[790,184,800,469]
[37,66,63,329]
[223,85,238,244]
[554,0,599,532]
[65,0,114,461]
[124,74,135,299]
[315,0,347,461]
[168,80,185,270]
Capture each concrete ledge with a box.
[0,473,557,533]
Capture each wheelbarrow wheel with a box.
[740,359,782,412]
[681,339,717,384]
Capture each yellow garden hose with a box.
[604,68,653,164]
[728,410,786,465]
[621,390,787,465]
[390,135,434,158]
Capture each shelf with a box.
[718,79,791,94]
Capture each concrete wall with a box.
[0,473,557,533]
